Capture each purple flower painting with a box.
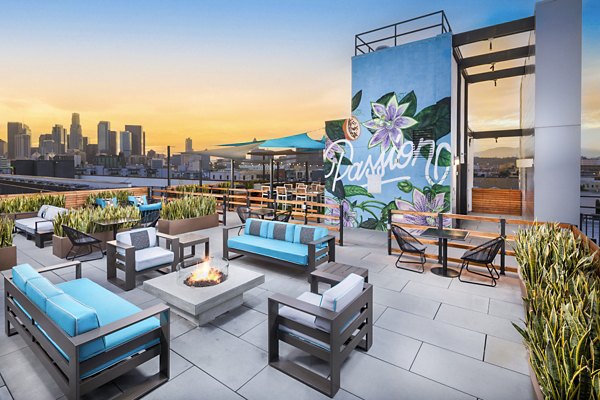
[393,188,450,227]
[362,95,417,152]
[325,197,357,228]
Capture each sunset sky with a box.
[0,0,598,155]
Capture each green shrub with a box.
[173,184,210,194]
[0,217,14,248]
[53,206,140,237]
[0,194,66,214]
[160,196,216,221]
[85,190,133,207]
[514,223,600,399]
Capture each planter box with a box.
[52,231,113,259]
[157,214,219,235]
[0,246,17,270]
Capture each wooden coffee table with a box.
[309,262,369,293]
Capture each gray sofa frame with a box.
[222,223,336,274]
[268,269,373,397]
[106,232,180,291]
[4,261,170,400]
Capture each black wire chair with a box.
[458,237,504,287]
[391,225,427,273]
[137,209,161,228]
[272,209,292,222]
[62,225,104,261]
[237,206,252,234]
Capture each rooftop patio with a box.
[0,211,534,400]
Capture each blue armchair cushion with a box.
[128,195,148,206]
[139,203,162,212]
[96,197,118,208]
[25,277,64,311]
[228,235,310,265]
[12,264,42,293]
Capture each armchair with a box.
[458,237,504,287]
[268,272,373,397]
[107,227,179,291]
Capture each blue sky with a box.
[0,0,597,153]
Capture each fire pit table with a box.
[143,257,265,325]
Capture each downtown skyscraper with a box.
[97,121,111,154]
[7,122,31,159]
[124,125,143,156]
[68,113,83,151]
[51,124,67,154]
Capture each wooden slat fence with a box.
[472,188,522,216]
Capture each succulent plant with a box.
[85,190,133,207]
[0,194,65,214]
[514,223,600,399]
[0,217,14,248]
[160,195,216,221]
[53,206,141,236]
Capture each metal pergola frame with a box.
[452,16,536,215]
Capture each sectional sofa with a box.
[4,262,170,399]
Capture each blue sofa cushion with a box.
[266,221,295,242]
[46,293,105,360]
[293,225,329,245]
[57,279,160,351]
[12,264,42,293]
[245,218,269,238]
[25,277,64,311]
[228,235,309,265]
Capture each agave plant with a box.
[160,196,216,221]
[0,194,65,214]
[0,217,15,248]
[54,206,141,236]
[514,223,600,399]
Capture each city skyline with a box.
[0,1,598,155]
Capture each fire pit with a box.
[143,258,264,326]
[179,257,228,287]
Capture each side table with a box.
[309,262,368,293]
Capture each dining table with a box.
[94,218,140,240]
[419,227,469,278]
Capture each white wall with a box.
[534,0,582,224]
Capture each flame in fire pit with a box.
[184,262,225,287]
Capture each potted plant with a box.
[158,195,218,235]
[52,206,140,258]
[0,194,66,220]
[0,217,16,270]
[85,190,133,207]
[513,223,599,400]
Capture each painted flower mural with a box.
[394,188,450,227]
[325,197,358,228]
[324,88,451,231]
[324,138,344,163]
[363,94,417,152]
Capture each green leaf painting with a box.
[397,180,413,193]
[359,218,378,229]
[404,96,450,142]
[344,185,373,198]
[380,200,398,223]
[351,90,362,112]
[398,90,417,117]
[325,120,345,141]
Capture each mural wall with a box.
[325,33,453,230]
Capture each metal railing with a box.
[387,210,575,274]
[152,186,345,246]
[355,10,452,56]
